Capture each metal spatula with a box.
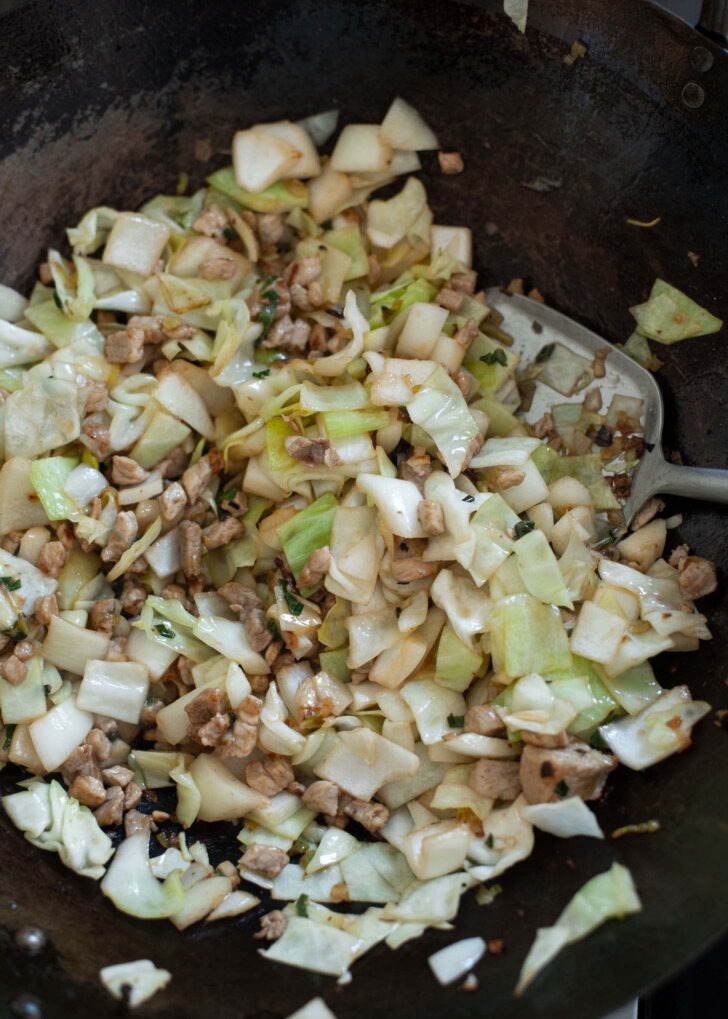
[485,288,728,526]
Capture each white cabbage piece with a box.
[101,831,184,918]
[382,871,474,924]
[2,778,113,879]
[4,378,84,458]
[495,672,578,737]
[0,547,57,615]
[521,797,604,839]
[467,796,534,881]
[504,0,529,33]
[287,997,338,1019]
[516,863,642,994]
[261,916,361,977]
[0,318,53,369]
[314,728,419,800]
[599,685,710,770]
[407,366,480,478]
[100,960,172,1008]
[430,568,492,648]
[428,936,486,986]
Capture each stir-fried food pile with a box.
[0,98,721,998]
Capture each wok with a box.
[1,0,727,1016]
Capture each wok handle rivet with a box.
[681,81,706,108]
[689,45,714,72]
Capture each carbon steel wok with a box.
[1,1,727,1017]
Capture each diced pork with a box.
[519,741,617,804]
[469,759,521,800]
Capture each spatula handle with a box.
[649,460,728,505]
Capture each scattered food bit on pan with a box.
[563,40,588,65]
[626,216,661,228]
[519,175,563,192]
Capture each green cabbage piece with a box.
[631,279,722,345]
[435,622,483,691]
[206,167,308,214]
[29,456,79,521]
[516,863,642,994]
[490,593,571,678]
[277,492,338,584]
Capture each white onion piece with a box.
[428,937,486,985]
[100,960,172,1008]
[232,127,299,193]
[102,213,170,277]
[76,659,150,725]
[380,97,439,151]
[28,696,93,773]
[331,125,392,173]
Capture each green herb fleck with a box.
[447,714,465,728]
[228,712,236,726]
[535,343,556,363]
[0,576,21,592]
[218,486,237,505]
[296,893,309,918]
[485,833,494,849]
[514,520,536,539]
[280,582,304,617]
[257,285,281,341]
[153,622,176,640]
[267,618,282,641]
[53,289,63,310]
[475,882,502,906]
[480,348,508,367]
[555,780,569,798]
[531,321,544,334]
[2,723,16,752]
[222,226,237,242]
[252,369,271,379]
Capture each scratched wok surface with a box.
[0,1,727,1017]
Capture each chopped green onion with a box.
[447,714,465,728]
[555,780,569,798]
[2,723,16,752]
[531,321,543,334]
[280,582,304,617]
[535,343,556,362]
[252,369,271,379]
[153,622,177,640]
[258,286,281,339]
[480,348,508,367]
[0,577,22,592]
[513,520,535,539]
[266,618,282,641]
[295,893,309,917]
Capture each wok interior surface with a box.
[1,1,727,1016]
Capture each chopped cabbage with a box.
[516,863,642,994]
[2,778,113,879]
